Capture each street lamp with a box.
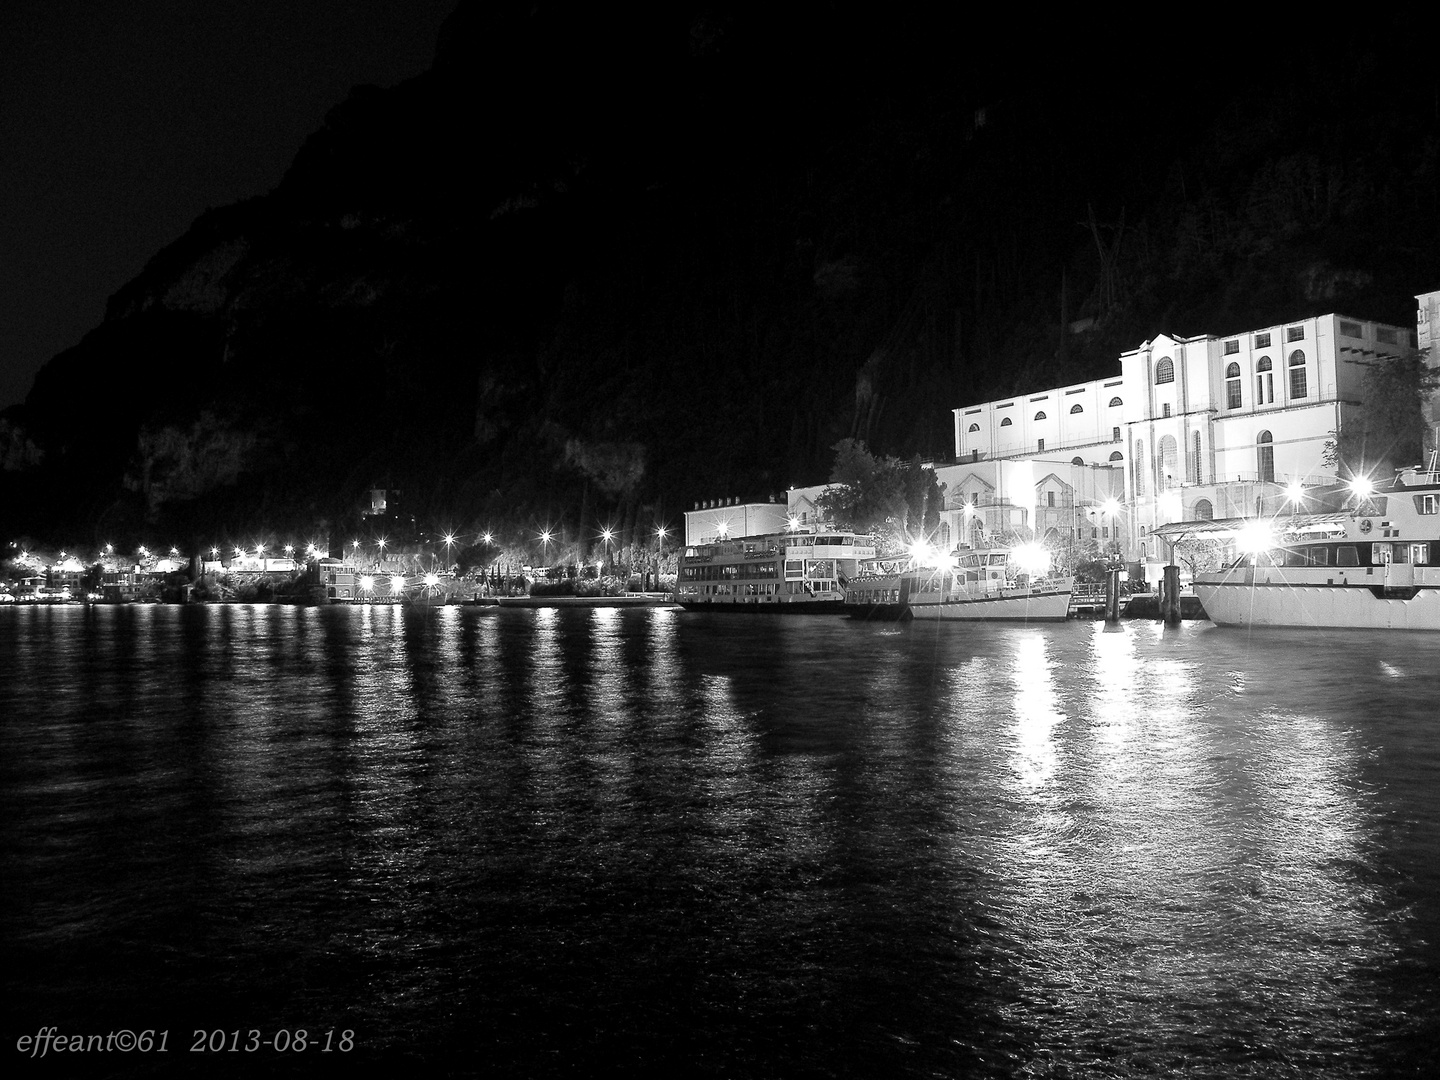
[600,527,614,574]
[539,529,552,564]
[654,525,668,593]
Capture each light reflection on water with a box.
[1,606,1436,1076]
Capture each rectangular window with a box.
[1339,320,1363,338]
[1254,332,1271,348]
[1047,491,1055,507]
[1287,325,1305,342]
[1037,438,1044,451]
[1112,426,1121,442]
[1419,494,1439,515]
[1413,543,1431,566]
[1224,339,1239,354]
[1308,547,1330,566]
[1227,381,1242,410]
[1377,327,1399,345]
[1102,527,1109,538]
[1289,367,1308,398]
[1336,546,1360,566]
[1162,403,1171,418]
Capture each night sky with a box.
[0,0,456,412]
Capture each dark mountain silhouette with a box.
[3,5,1438,551]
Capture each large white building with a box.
[947,298,1434,576]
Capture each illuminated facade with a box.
[953,307,1423,573]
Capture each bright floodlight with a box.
[716,520,729,537]
[482,532,493,544]
[443,533,455,545]
[423,573,439,587]
[390,575,406,593]
[656,526,667,539]
[601,528,613,543]
[1286,481,1306,504]
[1236,522,1276,554]
[359,575,375,591]
[1349,476,1374,499]
[908,540,934,566]
[787,516,800,531]
[1102,498,1120,516]
[234,547,244,558]
[1012,543,1051,577]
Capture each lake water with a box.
[3,604,1438,1077]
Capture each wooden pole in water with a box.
[1104,567,1121,625]
[1161,564,1182,625]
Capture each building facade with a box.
[952,306,1424,577]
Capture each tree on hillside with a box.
[815,440,944,548]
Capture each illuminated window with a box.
[1194,499,1213,520]
[1287,325,1305,342]
[1109,450,1123,462]
[1112,426,1121,442]
[1340,320,1363,338]
[1070,403,1083,414]
[1192,431,1202,484]
[1072,456,1084,466]
[1034,411,1047,421]
[1108,396,1122,407]
[1158,435,1178,491]
[1162,403,1171,418]
[1000,417,1012,427]
[1226,362,1242,409]
[1256,356,1273,404]
[1289,351,1307,398]
[1134,440,1145,496]
[1155,358,1174,384]
[1224,339,1239,354]
[968,423,980,432]
[1254,332,1271,348]
[1038,438,1045,451]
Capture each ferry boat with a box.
[843,546,1075,621]
[675,530,876,612]
[1190,469,1440,630]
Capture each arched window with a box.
[1155,357,1174,384]
[1108,396,1123,407]
[1070,403,1083,414]
[1257,430,1274,483]
[968,423,980,432]
[1034,411,1047,421]
[1000,417,1012,427]
[1071,456,1085,466]
[1192,431,1203,484]
[1255,356,1273,404]
[1134,440,1146,496]
[1193,498,1214,520]
[1225,362,1242,410]
[1289,350,1307,398]
[1109,450,1123,462]
[1158,435,1178,492]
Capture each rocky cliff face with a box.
[4,6,1438,549]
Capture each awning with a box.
[1149,512,1351,545]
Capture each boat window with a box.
[1283,549,1309,567]
[1414,494,1439,515]
[1308,546,1330,566]
[1336,546,1360,566]
[1413,543,1431,565]
[988,554,1007,565]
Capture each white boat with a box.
[676,529,876,612]
[843,547,1074,621]
[1191,469,1440,630]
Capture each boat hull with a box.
[1195,579,1440,630]
[908,587,1073,622]
[676,596,846,613]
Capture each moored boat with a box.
[1190,469,1440,630]
[843,545,1074,621]
[676,529,876,611]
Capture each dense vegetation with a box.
[3,6,1438,556]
